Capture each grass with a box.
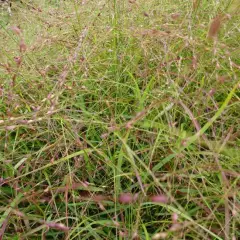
[0,0,240,239]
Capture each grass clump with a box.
[0,0,240,239]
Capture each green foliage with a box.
[0,0,239,239]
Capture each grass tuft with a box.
[0,0,240,239]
